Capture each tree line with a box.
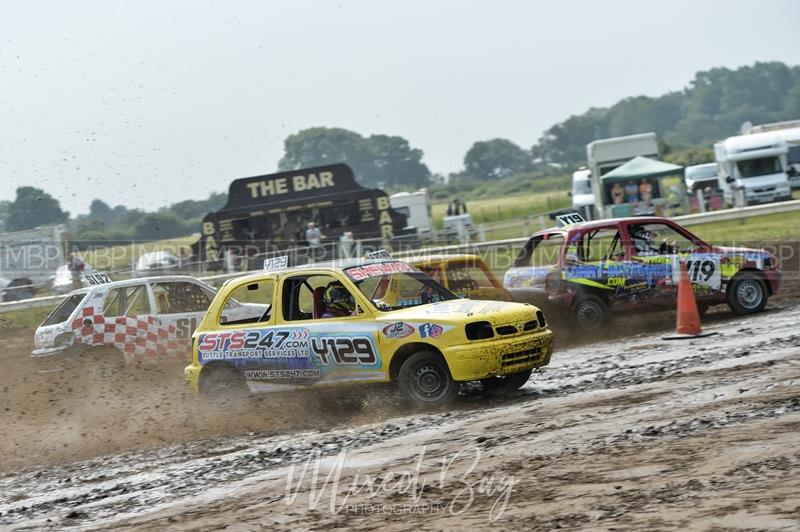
[1,61,797,237]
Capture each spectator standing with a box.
[67,253,85,290]
[306,222,324,260]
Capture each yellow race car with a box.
[185,256,553,406]
[406,253,514,301]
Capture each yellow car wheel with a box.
[398,351,459,407]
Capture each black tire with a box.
[727,273,768,315]
[481,368,532,398]
[397,351,459,407]
[571,294,608,331]
[200,365,248,397]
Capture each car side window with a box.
[152,282,212,314]
[628,223,698,256]
[572,229,623,263]
[515,234,563,267]
[219,280,274,325]
[102,285,151,317]
[282,274,359,321]
[446,261,495,291]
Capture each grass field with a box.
[0,306,51,331]
[688,210,800,244]
[431,191,571,227]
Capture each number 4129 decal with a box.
[310,336,377,366]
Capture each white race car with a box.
[32,275,220,370]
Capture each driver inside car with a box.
[321,281,356,318]
[630,225,660,256]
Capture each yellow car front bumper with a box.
[444,329,553,381]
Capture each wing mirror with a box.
[725,176,735,184]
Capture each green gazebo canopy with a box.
[601,156,683,183]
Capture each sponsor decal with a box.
[382,322,415,339]
[310,336,377,366]
[419,323,444,338]
[345,262,416,282]
[244,368,321,380]
[198,328,310,361]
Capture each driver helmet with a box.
[629,225,658,249]
[323,281,355,314]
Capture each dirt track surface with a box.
[1,302,800,530]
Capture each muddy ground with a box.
[1,296,799,530]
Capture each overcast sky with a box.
[2,0,799,215]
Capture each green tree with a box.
[279,127,375,181]
[132,212,191,240]
[5,187,69,232]
[532,108,607,164]
[464,138,532,181]
[531,61,800,165]
[88,199,117,226]
[0,200,10,232]
[166,192,227,221]
[368,134,431,188]
[278,127,430,188]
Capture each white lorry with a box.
[570,168,594,220]
[750,120,800,188]
[0,224,67,300]
[586,132,659,219]
[714,131,792,207]
[389,189,432,236]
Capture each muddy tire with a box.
[397,351,459,407]
[571,295,608,331]
[481,368,532,397]
[727,273,768,315]
[200,365,248,398]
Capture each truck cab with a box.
[570,169,594,220]
[714,132,792,207]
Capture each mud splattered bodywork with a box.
[32,276,217,366]
[504,216,781,319]
[185,258,553,396]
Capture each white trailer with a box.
[0,224,67,300]
[714,131,791,207]
[586,132,659,218]
[750,120,800,188]
[389,189,431,236]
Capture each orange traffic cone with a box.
[663,261,717,340]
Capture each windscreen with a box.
[788,145,800,166]
[344,262,457,311]
[572,179,592,195]
[737,157,782,178]
[686,165,717,180]
[42,294,86,326]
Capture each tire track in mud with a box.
[2,306,800,529]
